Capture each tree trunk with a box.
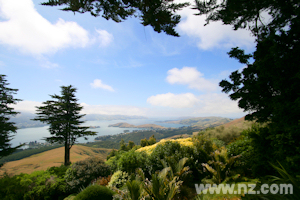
[64,141,70,166]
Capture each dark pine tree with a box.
[0,75,23,162]
[33,85,96,166]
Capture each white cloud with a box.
[0,0,111,55]
[195,93,242,115]
[146,92,243,117]
[147,93,199,108]
[96,29,114,47]
[90,79,114,92]
[166,67,218,91]
[81,103,147,116]
[176,1,255,50]
[12,100,43,113]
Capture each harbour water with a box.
[11,118,186,147]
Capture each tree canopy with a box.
[42,0,189,36]
[194,0,300,38]
[195,0,300,173]
[0,75,23,161]
[33,85,96,166]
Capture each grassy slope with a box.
[160,117,233,128]
[0,145,112,176]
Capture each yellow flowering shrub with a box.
[136,137,194,155]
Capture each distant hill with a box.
[108,122,167,129]
[157,117,233,129]
[82,114,147,121]
[9,112,45,129]
[10,112,147,129]
[108,122,136,128]
[221,116,254,129]
[0,145,111,176]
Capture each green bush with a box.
[201,125,248,145]
[65,157,111,193]
[48,165,69,178]
[117,150,146,174]
[108,170,129,189]
[227,131,254,176]
[74,185,114,200]
[146,141,208,181]
[0,173,27,200]
[0,169,67,200]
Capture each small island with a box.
[108,122,167,129]
[88,126,100,129]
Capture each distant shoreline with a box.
[108,122,168,129]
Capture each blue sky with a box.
[0,0,256,118]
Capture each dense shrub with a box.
[201,125,245,145]
[145,141,208,181]
[211,138,225,148]
[227,131,254,176]
[74,185,114,200]
[0,173,27,200]
[48,165,69,178]
[242,125,278,177]
[108,170,129,188]
[106,148,148,174]
[118,149,147,174]
[140,135,156,147]
[0,169,67,200]
[106,149,117,160]
[65,157,111,193]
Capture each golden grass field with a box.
[0,145,112,176]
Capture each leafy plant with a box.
[74,185,114,200]
[0,169,68,200]
[202,147,240,184]
[0,173,27,200]
[108,170,129,189]
[65,156,111,193]
[227,129,254,176]
[137,166,183,200]
[242,162,300,200]
[126,179,143,200]
[146,140,206,180]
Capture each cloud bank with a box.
[0,0,113,55]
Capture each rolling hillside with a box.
[108,122,167,129]
[221,116,254,129]
[158,117,233,129]
[0,145,112,176]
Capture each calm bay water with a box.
[11,118,186,147]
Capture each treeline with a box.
[0,144,63,165]
[84,126,198,149]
